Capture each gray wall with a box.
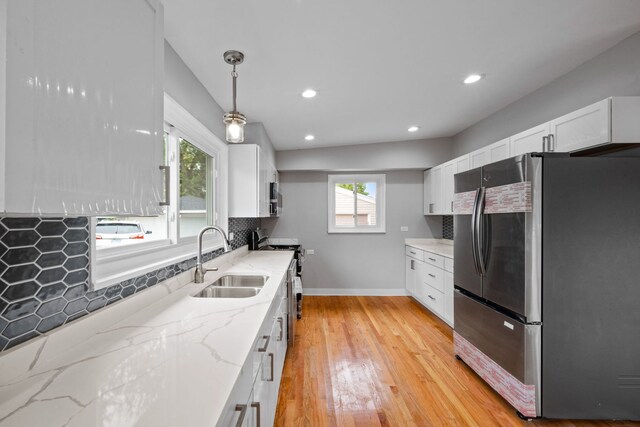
[244,123,277,168]
[264,170,442,294]
[276,138,452,171]
[452,31,640,157]
[164,41,226,141]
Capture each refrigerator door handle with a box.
[475,187,487,276]
[471,188,482,275]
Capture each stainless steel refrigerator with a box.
[453,153,640,420]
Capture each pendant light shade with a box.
[223,50,246,143]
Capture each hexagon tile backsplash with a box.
[0,216,261,353]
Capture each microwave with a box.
[269,182,282,217]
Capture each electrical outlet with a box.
[400,226,409,232]
[307,249,315,255]
[229,232,234,241]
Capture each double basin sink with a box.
[193,274,269,298]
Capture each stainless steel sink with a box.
[194,286,260,298]
[210,275,269,288]
[192,275,269,298]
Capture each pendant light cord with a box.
[232,65,238,113]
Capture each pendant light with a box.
[223,50,246,143]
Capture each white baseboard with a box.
[303,288,409,296]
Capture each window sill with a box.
[91,235,228,290]
[328,228,386,234]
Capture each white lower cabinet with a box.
[220,277,288,427]
[405,245,454,327]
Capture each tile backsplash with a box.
[0,216,260,353]
[442,216,454,240]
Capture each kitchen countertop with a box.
[0,249,293,427]
[405,238,454,259]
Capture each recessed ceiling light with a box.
[464,74,484,84]
[305,134,315,141]
[408,126,419,132]
[302,89,317,98]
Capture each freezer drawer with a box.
[454,290,539,385]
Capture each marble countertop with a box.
[0,249,293,427]
[405,238,454,259]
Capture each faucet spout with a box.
[194,226,232,283]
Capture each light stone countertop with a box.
[0,248,293,427]
[405,238,454,259]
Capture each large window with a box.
[328,174,386,233]
[92,94,228,290]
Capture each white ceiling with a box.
[163,0,640,151]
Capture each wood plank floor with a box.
[275,296,638,427]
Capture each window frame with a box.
[327,173,386,234]
[91,94,229,289]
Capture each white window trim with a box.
[91,94,229,290]
[328,173,386,234]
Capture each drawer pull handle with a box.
[258,335,270,352]
[428,257,436,262]
[428,295,435,300]
[251,402,261,427]
[267,353,275,381]
[428,273,436,278]
[234,404,247,427]
[410,251,416,255]
[277,317,284,341]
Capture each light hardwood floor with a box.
[274,296,638,427]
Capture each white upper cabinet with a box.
[442,161,457,215]
[470,148,488,169]
[549,98,610,152]
[550,97,640,152]
[423,166,442,215]
[442,155,468,215]
[488,138,510,163]
[229,144,276,217]
[1,0,164,216]
[425,97,640,217]
[510,123,550,157]
[470,138,510,169]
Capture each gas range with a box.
[248,230,305,276]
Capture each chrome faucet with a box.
[194,225,232,283]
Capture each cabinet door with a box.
[4,0,164,215]
[229,145,259,217]
[405,256,417,295]
[550,98,610,152]
[488,138,510,163]
[218,358,254,427]
[442,161,457,215]
[443,271,454,326]
[510,123,550,157]
[423,168,441,215]
[470,148,488,169]
[455,155,470,174]
[258,148,270,217]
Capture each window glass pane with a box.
[334,183,355,227]
[179,138,210,237]
[355,182,377,226]
[95,133,169,249]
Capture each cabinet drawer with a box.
[444,257,454,273]
[421,263,444,292]
[405,246,423,261]
[423,251,444,269]
[421,283,444,316]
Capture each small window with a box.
[179,138,213,238]
[328,174,386,233]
